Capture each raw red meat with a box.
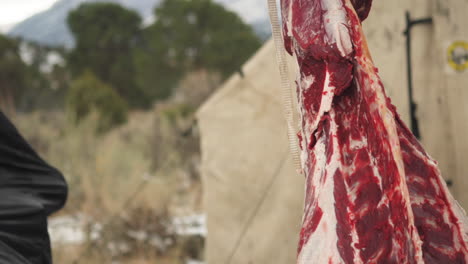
[280,0,468,263]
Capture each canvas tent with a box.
[198,0,468,263]
[197,40,303,264]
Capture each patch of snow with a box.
[107,241,131,256]
[49,213,206,246]
[48,215,85,245]
[172,214,206,237]
[48,215,101,245]
[186,259,204,264]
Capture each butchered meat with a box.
[280,0,468,263]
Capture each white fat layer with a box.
[299,70,335,171]
[333,115,363,264]
[287,0,293,37]
[297,77,309,171]
[349,137,367,150]
[321,0,353,56]
[293,0,468,261]
[341,0,425,256]
[312,70,335,130]
[371,158,383,194]
[403,136,468,255]
[354,56,425,263]
[301,75,315,91]
[298,110,343,264]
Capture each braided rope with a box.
[266,0,302,173]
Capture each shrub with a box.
[67,70,128,132]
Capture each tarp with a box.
[0,112,67,264]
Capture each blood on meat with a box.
[281,0,468,263]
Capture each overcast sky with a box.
[0,0,268,25]
[0,0,58,26]
[0,0,273,33]
[218,0,268,23]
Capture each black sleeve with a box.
[0,112,68,264]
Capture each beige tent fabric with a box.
[197,40,304,264]
[198,1,468,262]
[431,0,468,210]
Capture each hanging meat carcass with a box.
[279,0,468,263]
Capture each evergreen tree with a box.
[67,70,128,132]
[67,3,147,107]
[136,0,262,101]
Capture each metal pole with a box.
[403,12,433,140]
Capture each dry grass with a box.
[9,70,220,263]
[12,107,202,263]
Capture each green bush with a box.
[67,70,128,132]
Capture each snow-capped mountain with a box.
[8,0,271,48]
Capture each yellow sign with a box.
[447,41,468,72]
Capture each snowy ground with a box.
[186,260,205,264]
[48,213,206,263]
[172,214,207,237]
[49,213,206,245]
[48,215,87,245]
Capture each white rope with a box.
[266,0,302,173]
